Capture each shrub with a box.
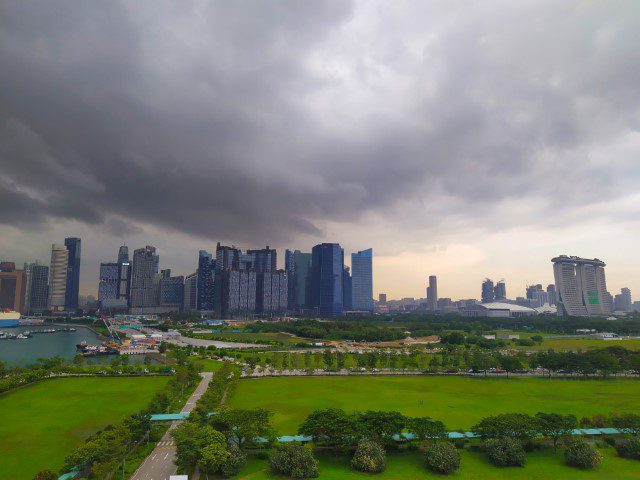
[453,438,467,449]
[221,445,246,478]
[269,444,319,478]
[424,442,461,475]
[485,438,526,467]
[616,437,640,460]
[604,437,616,447]
[351,438,387,473]
[564,440,602,469]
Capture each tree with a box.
[358,411,406,443]
[199,441,228,476]
[424,442,461,475]
[611,413,640,435]
[615,437,640,460]
[336,351,346,369]
[351,438,386,473]
[33,470,57,480]
[485,437,526,467]
[217,408,274,447]
[269,444,319,478]
[472,413,537,442]
[322,349,334,369]
[564,440,602,469]
[298,408,358,448]
[535,413,577,451]
[172,422,226,470]
[221,445,246,477]
[407,417,447,441]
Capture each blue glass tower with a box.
[309,243,344,316]
[197,250,215,310]
[351,248,373,312]
[64,237,81,310]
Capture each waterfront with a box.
[0,325,106,366]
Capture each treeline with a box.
[33,364,201,480]
[248,319,405,342]
[0,357,173,396]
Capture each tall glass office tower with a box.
[351,248,373,312]
[309,243,344,316]
[197,250,215,310]
[64,237,81,310]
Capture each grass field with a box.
[228,376,640,433]
[198,331,307,345]
[0,376,169,480]
[189,356,226,371]
[230,447,639,479]
[515,337,640,351]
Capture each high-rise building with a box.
[285,249,296,309]
[481,278,495,303]
[215,269,256,317]
[0,262,26,313]
[552,255,613,316]
[48,244,68,311]
[247,247,277,273]
[342,266,353,311]
[64,237,81,311]
[197,250,216,310]
[183,272,198,311]
[24,262,49,313]
[130,246,159,309]
[427,275,438,311]
[614,287,632,312]
[526,284,548,308]
[160,274,184,310]
[546,284,556,305]
[378,293,387,305]
[117,245,129,264]
[294,251,312,309]
[494,281,506,301]
[256,270,288,315]
[215,243,241,270]
[98,262,120,308]
[351,248,373,312]
[308,243,344,316]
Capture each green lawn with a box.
[198,331,307,345]
[230,447,639,479]
[228,376,640,433]
[189,356,226,371]
[0,376,169,480]
[514,337,640,351]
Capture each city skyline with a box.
[2,2,640,300]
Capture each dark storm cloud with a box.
[1,0,640,246]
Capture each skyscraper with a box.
[427,275,438,311]
[614,287,632,312]
[294,250,312,309]
[130,246,159,309]
[481,278,495,303]
[98,262,120,307]
[552,255,613,316]
[256,270,288,315]
[197,250,216,310]
[183,272,198,311]
[285,249,296,309]
[0,263,26,313]
[342,266,353,311]
[378,293,387,305]
[247,246,277,272]
[117,245,129,264]
[24,262,49,313]
[494,281,506,301]
[48,244,68,311]
[351,248,373,312]
[308,243,344,316]
[64,237,81,311]
[160,274,184,310]
[215,243,240,270]
[546,284,556,305]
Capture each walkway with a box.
[130,372,213,480]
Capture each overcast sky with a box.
[1,1,640,300]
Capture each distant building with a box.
[0,263,26,313]
[48,244,68,311]
[351,248,373,312]
[294,251,312,309]
[494,281,506,301]
[118,245,129,264]
[546,284,556,305]
[64,237,81,311]
[463,302,536,318]
[378,293,387,305]
[98,262,121,308]
[308,243,344,316]
[246,247,277,273]
[160,274,184,310]
[215,243,241,270]
[197,250,215,311]
[256,270,288,315]
[526,284,548,308]
[24,262,49,313]
[552,255,613,316]
[215,269,256,317]
[427,275,438,311]
[342,266,353,311]
[130,246,159,309]
[481,278,495,303]
[285,249,296,309]
[183,272,198,311]
[614,287,632,312]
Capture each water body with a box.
[0,325,108,367]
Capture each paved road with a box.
[130,372,213,480]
